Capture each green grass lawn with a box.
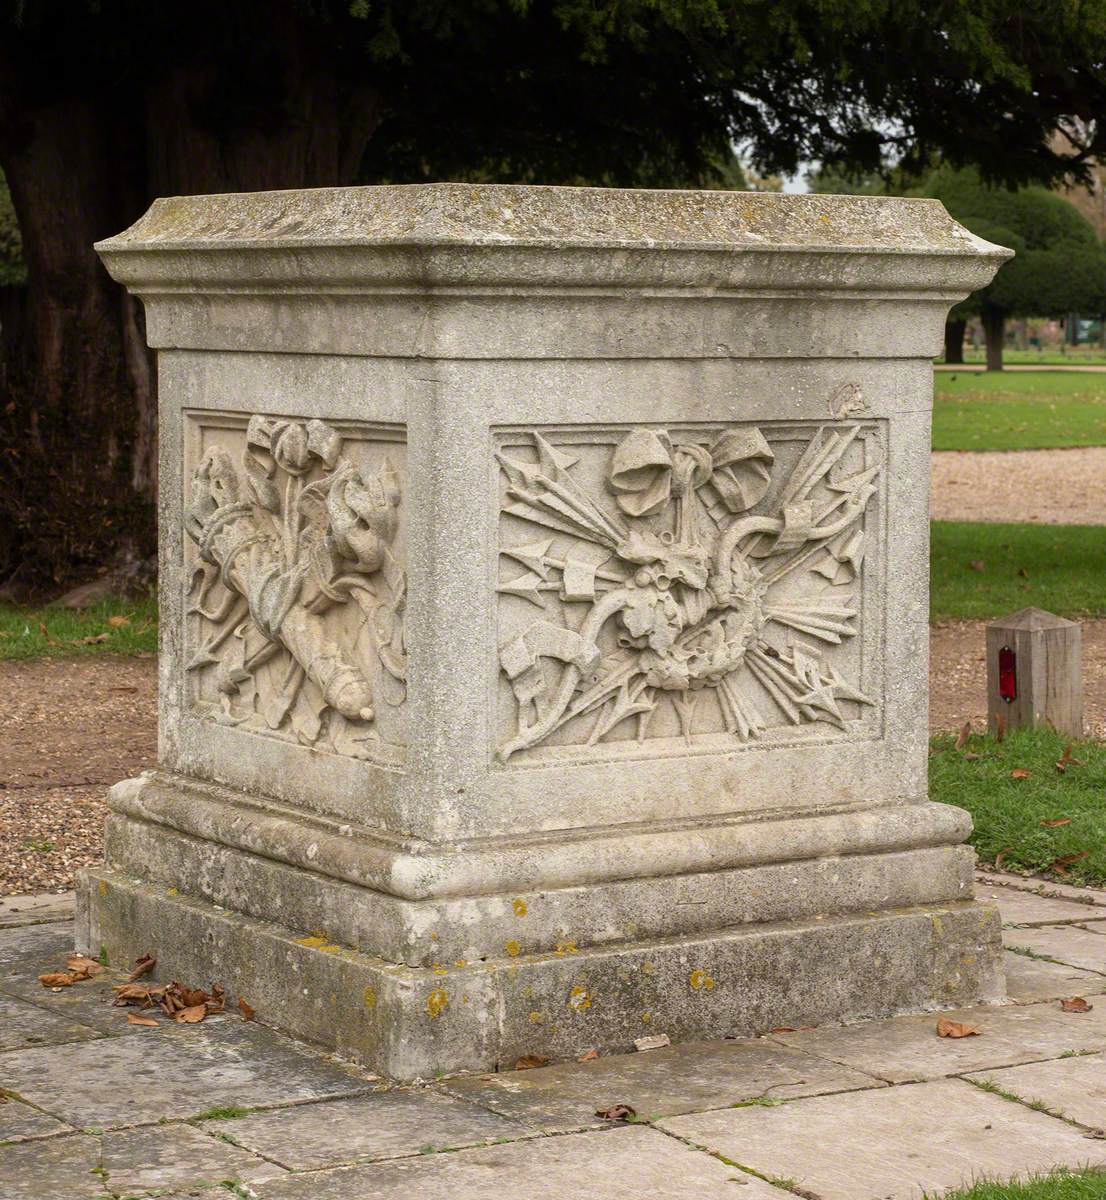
[943,347,1106,367]
[0,595,158,659]
[931,521,1106,622]
[931,727,1106,887]
[934,1170,1106,1199]
[934,370,1106,451]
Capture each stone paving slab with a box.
[0,892,75,928]
[1005,925,1106,974]
[0,1123,285,1200]
[443,1036,884,1132]
[660,1078,1106,1200]
[0,1096,73,1142]
[977,872,1106,905]
[252,1125,784,1200]
[0,1018,375,1129]
[984,887,1106,928]
[0,991,102,1052]
[771,1000,1106,1083]
[0,962,144,1037]
[1003,949,1106,1004]
[967,1052,1106,1132]
[0,921,73,964]
[204,1089,534,1170]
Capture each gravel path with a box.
[0,656,156,895]
[932,446,1106,524]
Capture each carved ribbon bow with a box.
[608,428,775,518]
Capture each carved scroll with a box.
[496,424,879,760]
[184,416,405,759]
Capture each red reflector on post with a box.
[998,645,1017,703]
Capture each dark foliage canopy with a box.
[5,0,1106,582]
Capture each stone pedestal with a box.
[79,185,1010,1080]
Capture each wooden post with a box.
[986,607,1082,737]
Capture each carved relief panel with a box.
[495,421,883,764]
[182,413,407,763]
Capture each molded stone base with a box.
[78,868,1004,1082]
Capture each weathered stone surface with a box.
[100,1123,286,1193]
[771,999,1106,1083]
[443,1036,882,1131]
[0,993,101,1052]
[968,1052,1106,1130]
[1002,949,1106,1004]
[1004,924,1106,973]
[0,1097,73,1142]
[0,1133,107,1200]
[660,1078,1106,1200]
[82,871,1004,1081]
[985,886,1106,927]
[206,1088,532,1170]
[0,921,72,964]
[0,892,75,929]
[254,1125,782,1200]
[84,184,1008,1076]
[0,1125,284,1200]
[0,1019,373,1128]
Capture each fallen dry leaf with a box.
[994,847,1013,869]
[968,559,986,572]
[955,721,971,750]
[126,1012,159,1027]
[175,1004,207,1024]
[578,1048,599,1062]
[771,1026,798,1033]
[38,971,78,988]
[1055,743,1087,773]
[1040,817,1073,827]
[66,953,103,979]
[127,954,156,981]
[112,982,164,1008]
[238,997,256,1021]
[514,1054,550,1070]
[107,615,131,628]
[206,984,226,1014]
[937,1017,980,1039]
[963,752,981,762]
[1061,997,1094,1013]
[1010,768,1031,780]
[1051,851,1092,875]
[75,633,110,645]
[595,1103,636,1121]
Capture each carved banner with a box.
[183,415,406,760]
[495,423,881,761]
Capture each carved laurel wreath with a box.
[496,424,878,760]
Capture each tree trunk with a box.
[981,304,1006,372]
[944,318,966,364]
[0,13,381,589]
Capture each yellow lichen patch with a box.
[363,986,377,1009]
[689,969,715,991]
[295,935,329,948]
[166,887,178,897]
[512,899,528,917]
[432,963,449,976]
[505,940,521,957]
[640,960,655,975]
[454,960,467,968]
[642,1012,652,1024]
[426,988,449,1018]
[522,985,534,998]
[931,915,945,938]
[98,880,108,897]
[567,985,592,1011]
[430,932,439,941]
[528,1011,543,1023]
[554,939,579,956]
[962,953,978,966]
[319,944,342,954]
